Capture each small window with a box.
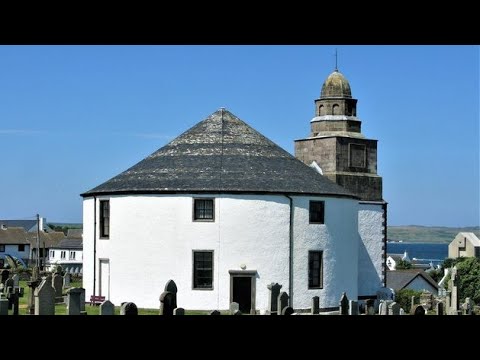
[193,199,214,221]
[61,251,66,259]
[308,251,323,289]
[18,244,25,252]
[193,251,213,289]
[0,245,4,252]
[69,251,76,260]
[309,201,325,224]
[100,200,110,238]
[50,250,55,259]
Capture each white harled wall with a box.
[357,202,385,297]
[83,194,360,311]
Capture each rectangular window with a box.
[0,245,4,252]
[193,198,214,221]
[308,251,323,289]
[309,201,325,224]
[475,247,480,259]
[50,250,55,259]
[193,251,213,289]
[349,143,366,168]
[69,251,76,260]
[18,244,25,252]
[61,251,66,260]
[100,200,110,238]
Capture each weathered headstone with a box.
[399,308,405,315]
[26,279,40,315]
[282,306,294,315]
[229,302,240,315]
[159,291,175,315]
[164,280,178,309]
[411,296,416,312]
[436,301,444,315]
[420,291,433,310]
[449,266,458,314]
[63,273,71,289]
[0,270,9,285]
[66,287,83,315]
[413,305,426,315]
[462,298,474,315]
[120,302,138,315]
[365,299,375,315]
[267,282,282,315]
[52,274,63,303]
[34,279,55,315]
[100,300,115,315]
[173,307,185,315]
[12,274,19,288]
[312,296,319,315]
[79,288,86,312]
[4,278,13,294]
[278,292,289,315]
[0,298,8,315]
[349,300,358,315]
[445,291,451,313]
[388,302,401,315]
[210,310,220,315]
[339,292,348,315]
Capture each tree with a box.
[395,289,422,312]
[396,259,412,269]
[455,257,480,304]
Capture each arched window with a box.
[332,104,340,115]
[319,105,325,116]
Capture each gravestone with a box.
[282,306,294,315]
[12,274,19,288]
[365,299,375,315]
[312,296,319,315]
[55,265,63,274]
[52,274,63,303]
[120,302,138,315]
[34,279,55,315]
[210,310,220,315]
[229,302,240,315]
[278,292,289,315]
[0,298,8,315]
[4,278,13,295]
[413,305,425,315]
[399,308,405,315]
[26,279,40,315]
[63,273,71,289]
[0,270,9,285]
[233,310,242,315]
[79,288,86,312]
[267,282,282,315]
[173,308,185,315]
[66,287,83,315]
[100,300,115,315]
[164,280,178,309]
[445,291,451,313]
[449,266,458,314]
[349,300,358,315]
[377,287,395,301]
[388,302,400,315]
[420,291,433,310]
[339,292,348,315]
[436,301,444,315]
[159,291,175,315]
[462,298,474,315]
[411,296,416,312]
[9,288,20,315]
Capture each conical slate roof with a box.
[81,109,356,198]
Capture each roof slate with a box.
[82,109,356,198]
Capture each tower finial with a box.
[335,48,338,71]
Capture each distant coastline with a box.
[388,225,480,243]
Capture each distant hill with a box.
[48,223,82,228]
[388,225,480,243]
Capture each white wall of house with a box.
[357,202,385,297]
[405,276,437,294]
[48,249,83,263]
[83,194,360,311]
[0,244,30,260]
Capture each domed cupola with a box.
[320,70,352,99]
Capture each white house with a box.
[386,251,410,270]
[386,269,439,294]
[0,226,30,267]
[448,232,480,259]
[81,69,386,313]
[47,238,83,274]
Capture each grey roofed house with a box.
[25,231,65,249]
[0,220,53,233]
[81,109,357,198]
[0,227,30,245]
[386,269,439,291]
[50,238,82,250]
[66,229,83,239]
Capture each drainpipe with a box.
[285,195,294,308]
[93,196,97,299]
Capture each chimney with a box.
[39,217,47,232]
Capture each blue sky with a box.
[0,45,478,227]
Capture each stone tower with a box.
[294,69,382,201]
[295,68,387,295]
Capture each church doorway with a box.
[229,270,256,314]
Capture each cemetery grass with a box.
[14,281,226,315]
